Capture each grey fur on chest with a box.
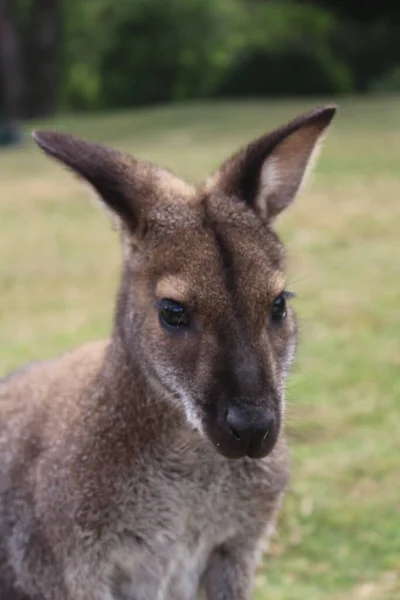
[92,450,285,600]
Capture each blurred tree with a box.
[305,1,400,22]
[332,18,400,92]
[216,2,353,97]
[2,0,400,116]
[303,0,400,92]
[0,0,23,144]
[59,0,105,111]
[23,0,61,117]
[98,0,242,108]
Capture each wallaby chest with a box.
[94,442,286,600]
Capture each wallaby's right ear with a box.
[33,131,190,232]
[33,131,143,229]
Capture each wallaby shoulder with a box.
[0,340,108,405]
[0,340,109,488]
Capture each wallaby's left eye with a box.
[271,293,287,321]
[158,299,190,331]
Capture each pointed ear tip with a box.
[32,129,56,150]
[32,130,74,157]
[31,129,43,144]
[315,103,338,124]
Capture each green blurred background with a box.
[1,0,400,122]
[1,1,399,599]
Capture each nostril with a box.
[225,407,246,442]
[226,424,241,442]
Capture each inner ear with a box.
[206,105,336,221]
[254,117,333,220]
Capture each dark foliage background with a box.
[1,0,400,119]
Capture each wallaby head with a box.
[33,105,335,460]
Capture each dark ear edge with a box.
[32,129,138,227]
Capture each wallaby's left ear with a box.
[207,105,336,221]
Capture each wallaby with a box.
[0,105,336,600]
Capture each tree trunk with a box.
[0,0,23,121]
[24,0,61,117]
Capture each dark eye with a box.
[158,299,190,331]
[271,293,288,322]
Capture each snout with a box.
[205,405,280,459]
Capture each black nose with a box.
[225,406,275,457]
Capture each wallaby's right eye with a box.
[157,299,190,331]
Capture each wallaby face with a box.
[33,105,335,461]
[115,196,292,460]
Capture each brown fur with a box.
[0,105,336,600]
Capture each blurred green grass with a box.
[1,98,399,599]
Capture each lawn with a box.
[0,97,399,599]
